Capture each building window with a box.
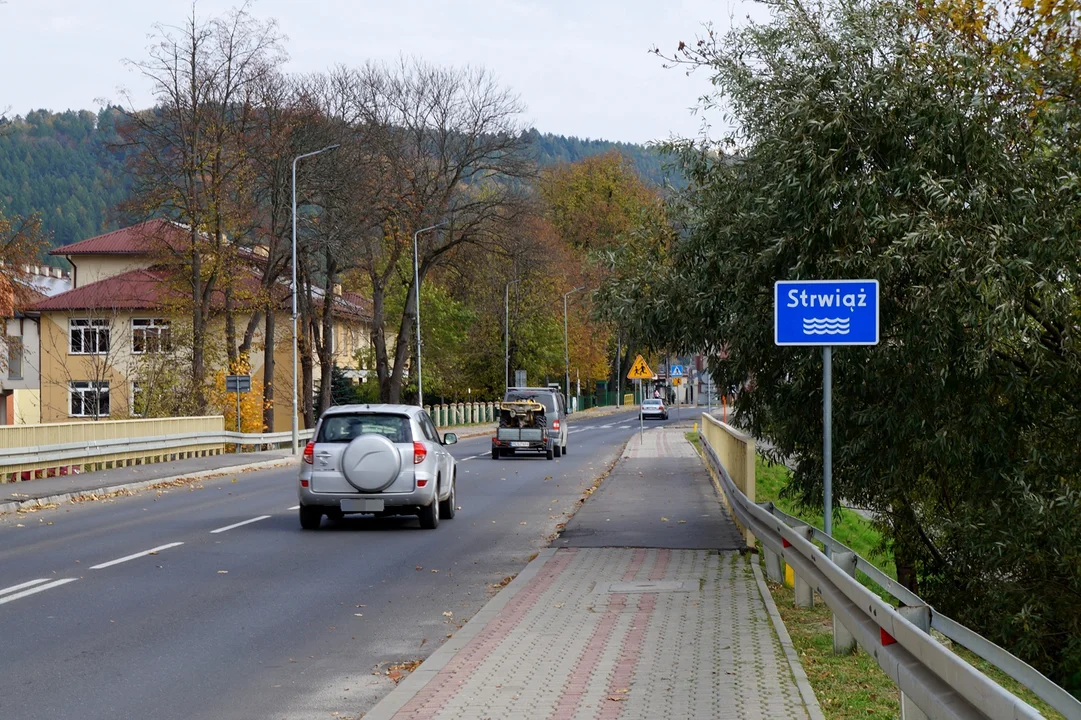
[132,318,171,354]
[70,319,110,355]
[70,381,109,418]
[7,336,23,380]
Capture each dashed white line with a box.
[90,542,185,570]
[210,515,271,534]
[0,578,51,597]
[287,505,300,511]
[0,578,78,605]
[618,425,631,429]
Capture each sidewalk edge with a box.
[362,547,560,720]
[750,557,827,720]
[0,457,296,515]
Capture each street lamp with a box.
[291,143,339,455]
[413,221,448,408]
[505,278,520,390]
[563,286,585,408]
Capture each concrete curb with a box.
[361,547,560,720]
[750,558,827,720]
[0,457,297,516]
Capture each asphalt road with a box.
[0,408,688,720]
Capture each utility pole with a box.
[505,279,520,390]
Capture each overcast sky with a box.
[1,0,769,144]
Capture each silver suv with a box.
[298,404,458,530]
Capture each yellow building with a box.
[28,220,372,430]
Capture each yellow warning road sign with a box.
[672,377,683,386]
[627,354,654,380]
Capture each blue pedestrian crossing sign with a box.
[775,279,880,346]
[670,365,684,378]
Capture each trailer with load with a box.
[491,399,553,460]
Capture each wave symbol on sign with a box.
[803,317,850,335]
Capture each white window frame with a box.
[69,319,110,355]
[132,318,170,354]
[7,336,23,380]
[69,381,110,418]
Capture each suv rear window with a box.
[505,391,556,413]
[317,413,413,444]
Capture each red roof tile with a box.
[28,267,373,323]
[27,269,177,312]
[49,219,190,256]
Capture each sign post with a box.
[627,354,654,436]
[225,375,252,450]
[670,365,684,420]
[775,280,879,542]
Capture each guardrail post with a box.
[792,526,815,608]
[898,605,932,720]
[832,551,858,654]
[764,547,784,584]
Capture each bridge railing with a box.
[698,412,1080,720]
[0,417,312,482]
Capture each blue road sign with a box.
[670,365,684,377]
[775,280,879,346]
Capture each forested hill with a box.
[0,109,674,253]
[0,108,133,253]
[524,129,676,187]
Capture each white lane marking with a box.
[0,578,50,597]
[618,425,631,429]
[599,424,614,429]
[90,542,185,570]
[0,578,78,605]
[287,505,300,511]
[210,515,271,534]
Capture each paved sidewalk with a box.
[364,428,823,720]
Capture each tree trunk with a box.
[317,260,337,416]
[387,275,418,404]
[370,282,391,402]
[262,308,276,432]
[190,233,206,411]
[300,318,315,428]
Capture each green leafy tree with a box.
[635,0,1081,688]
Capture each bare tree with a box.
[118,1,285,411]
[338,58,534,403]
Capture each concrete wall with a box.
[71,256,153,288]
[14,388,40,425]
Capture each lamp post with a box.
[412,221,448,408]
[562,286,585,408]
[291,144,339,455]
[505,278,520,390]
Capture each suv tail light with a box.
[413,441,427,465]
[552,419,560,431]
[302,441,314,464]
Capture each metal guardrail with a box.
[0,429,313,475]
[698,416,1081,720]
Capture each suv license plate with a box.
[510,441,530,448]
[341,499,384,512]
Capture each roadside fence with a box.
[0,416,313,482]
[698,412,1081,720]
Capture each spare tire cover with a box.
[341,434,402,492]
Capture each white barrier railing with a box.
[698,413,1080,720]
[1,428,312,481]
